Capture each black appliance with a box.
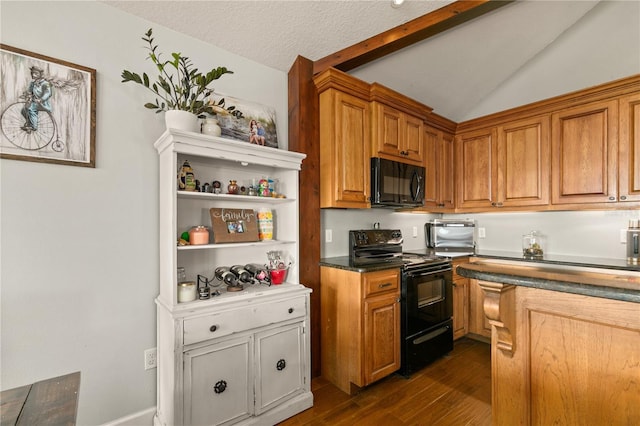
[370,157,425,208]
[348,229,454,377]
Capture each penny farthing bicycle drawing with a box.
[1,93,65,152]
[0,44,96,168]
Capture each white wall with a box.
[0,1,288,424]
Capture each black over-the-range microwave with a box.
[371,157,425,208]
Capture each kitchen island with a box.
[456,256,640,425]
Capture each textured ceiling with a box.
[103,0,603,122]
[103,0,453,72]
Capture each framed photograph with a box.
[0,44,96,167]
[210,208,259,243]
[213,94,279,149]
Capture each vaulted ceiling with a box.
[105,0,611,121]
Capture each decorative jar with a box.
[227,180,239,194]
[189,226,209,245]
[201,118,222,136]
[522,230,544,258]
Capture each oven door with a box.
[402,267,453,338]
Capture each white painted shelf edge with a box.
[178,240,296,251]
[178,190,296,203]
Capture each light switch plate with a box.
[325,229,333,243]
[478,227,486,238]
[412,226,418,238]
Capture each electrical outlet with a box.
[412,226,418,238]
[325,229,333,243]
[144,348,157,370]
[621,229,627,244]
[478,227,486,238]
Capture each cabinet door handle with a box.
[378,282,392,288]
[609,196,616,201]
[621,195,627,200]
[288,307,294,314]
[276,359,286,371]
[213,380,227,394]
[209,325,218,333]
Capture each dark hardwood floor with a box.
[279,338,491,425]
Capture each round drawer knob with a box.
[288,308,294,314]
[213,380,227,394]
[209,325,218,332]
[276,359,286,371]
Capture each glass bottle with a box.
[214,266,238,286]
[230,265,253,284]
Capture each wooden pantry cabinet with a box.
[320,266,401,395]
[154,130,312,426]
[455,115,550,211]
[315,68,371,209]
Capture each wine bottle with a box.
[245,263,270,283]
[214,267,238,286]
[230,265,253,283]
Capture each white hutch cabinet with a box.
[154,130,312,426]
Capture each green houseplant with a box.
[121,28,242,131]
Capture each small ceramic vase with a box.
[201,118,222,136]
[228,180,239,194]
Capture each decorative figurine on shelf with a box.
[258,178,270,197]
[178,160,196,191]
[212,180,222,194]
[227,180,239,194]
[248,185,257,196]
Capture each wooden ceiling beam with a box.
[313,0,513,75]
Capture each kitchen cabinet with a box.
[551,99,619,205]
[618,92,640,202]
[320,266,401,395]
[451,257,469,340]
[315,68,371,208]
[424,124,455,210]
[455,127,497,209]
[370,83,431,166]
[456,115,550,210]
[154,130,312,426]
[468,278,491,340]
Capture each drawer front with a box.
[363,269,400,298]
[183,296,307,346]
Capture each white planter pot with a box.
[165,110,198,132]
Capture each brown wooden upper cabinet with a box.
[370,83,431,167]
[315,69,371,208]
[424,125,455,210]
[551,99,619,205]
[456,116,550,210]
[619,92,640,203]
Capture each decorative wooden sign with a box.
[209,208,259,243]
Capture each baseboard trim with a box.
[100,407,155,426]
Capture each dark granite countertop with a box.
[473,249,640,272]
[319,256,404,273]
[456,260,640,303]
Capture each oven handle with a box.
[405,267,452,278]
[412,324,451,345]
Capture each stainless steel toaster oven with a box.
[425,219,475,256]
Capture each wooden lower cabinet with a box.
[468,278,491,339]
[451,257,469,340]
[320,266,401,395]
[478,281,640,425]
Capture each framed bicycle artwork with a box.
[0,44,96,167]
